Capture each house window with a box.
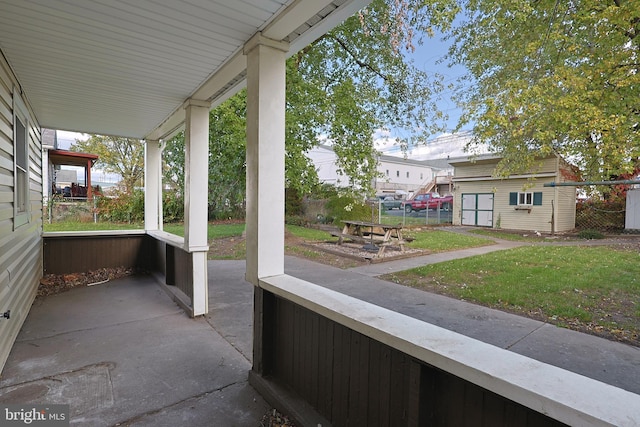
[509,192,542,206]
[406,171,409,178]
[13,92,30,228]
[386,169,389,176]
[396,170,399,178]
[519,192,533,206]
[420,173,423,180]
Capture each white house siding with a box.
[0,53,43,372]
[376,157,434,194]
[307,145,437,194]
[452,155,575,233]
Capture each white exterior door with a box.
[461,193,494,227]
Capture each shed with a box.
[626,188,640,232]
[450,154,576,233]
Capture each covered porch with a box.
[4,248,640,425]
[1,1,639,426]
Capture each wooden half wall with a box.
[43,231,194,311]
[251,275,640,427]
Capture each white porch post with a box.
[184,99,210,316]
[144,139,162,231]
[244,33,288,285]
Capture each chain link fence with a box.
[575,199,626,232]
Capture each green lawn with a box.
[405,229,493,252]
[43,221,143,232]
[163,222,245,240]
[467,228,557,242]
[285,224,336,241]
[383,245,640,344]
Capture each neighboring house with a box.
[449,154,577,233]
[376,153,439,196]
[306,144,446,196]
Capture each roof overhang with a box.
[0,0,369,141]
[48,149,99,168]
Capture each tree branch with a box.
[327,34,391,82]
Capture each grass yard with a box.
[404,229,493,252]
[43,221,143,232]
[467,228,557,242]
[382,245,640,346]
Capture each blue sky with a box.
[375,27,475,159]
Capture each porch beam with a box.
[244,33,288,285]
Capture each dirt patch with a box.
[38,267,138,297]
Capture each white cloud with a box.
[378,131,486,160]
[56,130,89,150]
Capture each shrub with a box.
[163,190,184,223]
[97,189,144,223]
[324,194,372,225]
[285,187,304,216]
[285,215,306,226]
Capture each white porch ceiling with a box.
[0,0,368,140]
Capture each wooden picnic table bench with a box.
[330,220,407,257]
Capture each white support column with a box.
[184,99,210,316]
[244,33,288,285]
[144,140,162,231]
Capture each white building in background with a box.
[306,144,452,197]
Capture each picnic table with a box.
[331,220,407,257]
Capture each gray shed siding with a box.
[0,52,43,373]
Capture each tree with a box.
[71,135,144,194]
[286,0,459,194]
[449,0,640,181]
[163,93,247,219]
[164,0,459,206]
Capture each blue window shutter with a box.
[509,192,517,205]
[533,192,543,205]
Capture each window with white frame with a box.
[518,192,533,206]
[406,171,409,178]
[396,170,399,178]
[509,191,542,207]
[13,92,30,228]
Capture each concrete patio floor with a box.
[0,274,269,427]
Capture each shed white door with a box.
[461,193,494,227]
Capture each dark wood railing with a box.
[250,275,639,427]
[43,230,193,309]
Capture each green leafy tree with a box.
[287,0,459,193]
[163,93,247,219]
[449,0,640,181]
[164,0,460,217]
[71,135,145,194]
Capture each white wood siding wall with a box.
[0,53,43,373]
[376,160,434,194]
[453,157,576,233]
